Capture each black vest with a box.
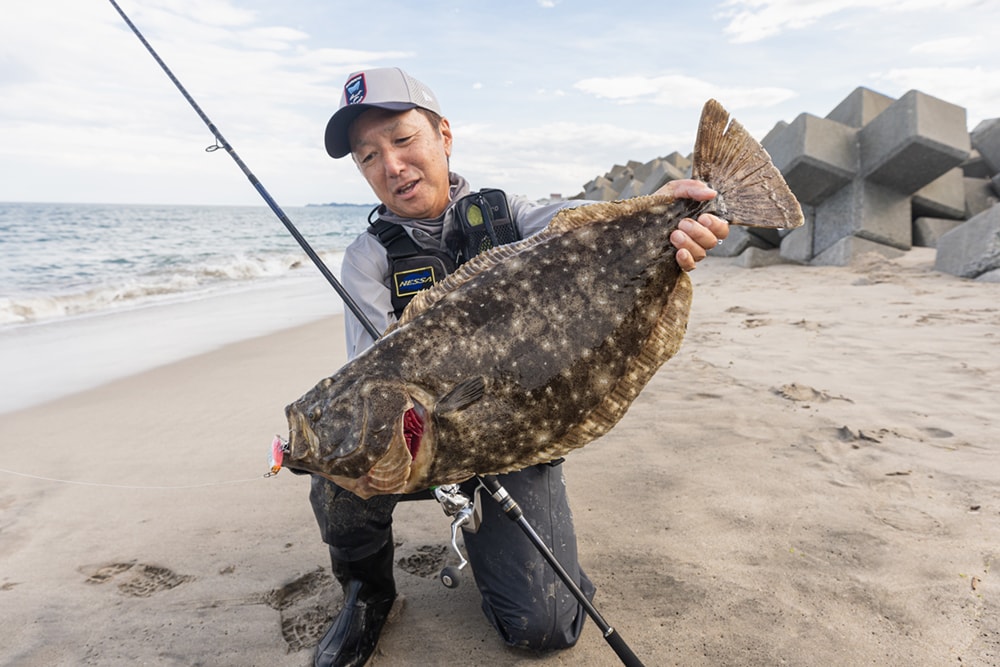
[369,188,520,318]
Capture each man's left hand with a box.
[655,179,730,271]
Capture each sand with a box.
[2,248,998,666]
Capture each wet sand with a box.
[1,249,997,666]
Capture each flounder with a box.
[281,100,803,498]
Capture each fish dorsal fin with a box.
[692,99,803,230]
[545,195,674,234]
[389,195,675,334]
[437,377,486,414]
[388,232,550,331]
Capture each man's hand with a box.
[655,179,730,271]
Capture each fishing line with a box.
[107,0,381,341]
[0,466,264,490]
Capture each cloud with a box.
[0,0,415,203]
[463,120,686,151]
[715,0,849,43]
[874,66,1000,126]
[452,120,696,199]
[715,0,986,43]
[573,74,796,109]
[910,36,983,57]
[139,0,258,27]
[5,0,996,206]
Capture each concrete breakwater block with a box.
[708,226,776,258]
[971,118,1000,173]
[964,177,1000,217]
[913,217,965,248]
[912,168,966,220]
[935,206,1000,279]
[812,235,906,267]
[814,179,913,254]
[825,86,895,128]
[762,113,858,207]
[572,87,998,271]
[859,90,970,195]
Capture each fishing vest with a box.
[369,188,521,318]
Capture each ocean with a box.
[0,201,373,413]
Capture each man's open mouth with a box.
[396,180,418,196]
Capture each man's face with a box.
[349,108,453,220]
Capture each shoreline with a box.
[0,273,344,415]
[2,253,998,666]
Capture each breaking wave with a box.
[0,201,368,329]
[0,249,345,327]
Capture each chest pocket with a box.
[450,188,520,264]
[369,218,456,319]
[368,189,521,319]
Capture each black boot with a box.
[314,540,397,667]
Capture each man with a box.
[312,67,729,667]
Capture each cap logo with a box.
[345,73,367,106]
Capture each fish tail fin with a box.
[692,99,803,230]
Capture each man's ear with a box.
[439,117,453,158]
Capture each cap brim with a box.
[324,102,418,158]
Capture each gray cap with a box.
[324,67,442,159]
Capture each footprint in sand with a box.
[263,558,417,653]
[871,504,943,534]
[264,568,333,611]
[836,426,896,444]
[263,568,409,653]
[280,606,335,653]
[791,318,825,331]
[725,306,772,329]
[773,383,853,404]
[264,569,337,653]
[80,561,193,597]
[396,544,449,579]
[82,561,136,584]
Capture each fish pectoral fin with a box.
[437,377,486,414]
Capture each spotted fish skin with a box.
[284,99,803,497]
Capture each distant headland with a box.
[305,202,378,208]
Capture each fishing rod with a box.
[479,474,645,666]
[112,3,646,664]
[107,0,380,342]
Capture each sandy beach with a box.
[2,248,998,666]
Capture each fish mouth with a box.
[283,382,441,497]
[283,405,375,479]
[284,398,435,497]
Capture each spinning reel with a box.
[431,483,482,588]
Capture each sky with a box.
[2,0,999,207]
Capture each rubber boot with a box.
[314,540,397,667]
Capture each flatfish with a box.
[279,99,803,497]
